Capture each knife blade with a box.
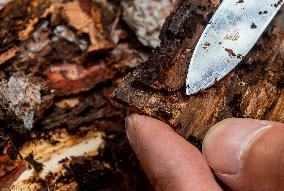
[186,0,283,95]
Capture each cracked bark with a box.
[113,0,284,141]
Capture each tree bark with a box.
[0,0,153,190]
[113,0,284,142]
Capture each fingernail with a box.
[125,114,139,151]
[202,118,272,175]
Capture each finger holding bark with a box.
[126,114,222,191]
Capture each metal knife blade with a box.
[186,0,283,95]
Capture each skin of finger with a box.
[126,114,222,191]
[215,122,284,191]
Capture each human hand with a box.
[125,114,284,191]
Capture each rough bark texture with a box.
[0,0,283,189]
[0,0,156,190]
[113,0,284,142]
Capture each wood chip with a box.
[0,47,19,65]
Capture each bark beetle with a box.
[113,0,284,140]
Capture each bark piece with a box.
[53,25,88,51]
[0,77,53,132]
[59,121,152,191]
[0,0,53,53]
[44,43,148,96]
[113,0,284,140]
[122,0,175,47]
[44,63,113,96]
[0,0,168,189]
[0,155,28,189]
[0,47,19,65]
[110,43,149,73]
[62,0,115,53]
[40,89,121,131]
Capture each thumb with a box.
[203,118,284,191]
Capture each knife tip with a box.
[185,84,202,96]
[186,75,214,95]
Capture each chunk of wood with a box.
[113,0,284,140]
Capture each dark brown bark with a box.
[0,0,283,189]
[0,0,152,190]
[113,0,284,141]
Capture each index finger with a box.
[125,114,222,191]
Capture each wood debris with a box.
[122,0,175,47]
[2,0,282,190]
[0,0,154,189]
[0,155,28,189]
[0,47,19,65]
[0,77,53,133]
[62,0,115,53]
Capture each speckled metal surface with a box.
[186,0,283,95]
